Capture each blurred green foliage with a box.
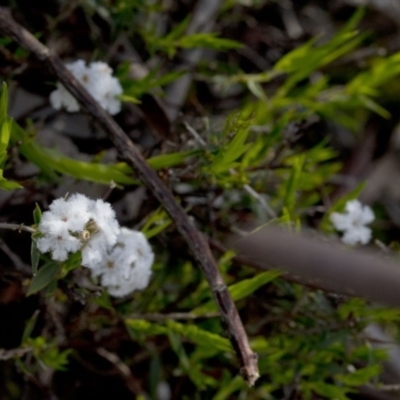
[3,2,400,399]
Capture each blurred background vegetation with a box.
[3,0,400,399]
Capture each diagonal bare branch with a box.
[0,7,259,386]
[233,226,400,308]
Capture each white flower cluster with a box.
[49,60,123,115]
[330,199,374,245]
[37,193,119,265]
[36,194,153,297]
[91,228,154,297]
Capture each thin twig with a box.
[0,346,32,360]
[184,120,207,147]
[0,238,31,272]
[376,384,400,392]
[0,8,259,385]
[241,183,276,219]
[0,222,36,233]
[97,347,143,395]
[127,312,220,321]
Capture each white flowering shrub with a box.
[36,194,153,297]
[330,199,374,245]
[4,2,400,399]
[50,60,123,115]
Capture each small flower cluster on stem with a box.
[36,194,153,297]
[50,60,123,115]
[330,199,374,245]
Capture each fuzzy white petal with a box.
[94,228,154,297]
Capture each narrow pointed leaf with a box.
[33,203,42,226]
[30,237,40,276]
[27,262,61,296]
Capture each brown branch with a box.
[0,7,259,386]
[97,347,144,396]
[208,237,354,295]
[232,227,400,308]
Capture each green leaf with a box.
[229,270,281,300]
[335,364,381,386]
[61,251,82,275]
[0,81,8,120]
[141,207,172,239]
[274,37,318,74]
[282,154,305,215]
[126,318,168,336]
[27,262,61,296]
[308,381,352,400]
[209,121,252,175]
[21,310,40,343]
[358,95,390,119]
[21,143,136,185]
[0,83,11,168]
[30,234,41,276]
[44,277,58,297]
[121,68,186,100]
[347,51,400,97]
[10,120,134,185]
[26,336,72,370]
[166,320,233,353]
[119,94,141,104]
[40,347,72,371]
[91,291,114,311]
[167,330,191,369]
[147,150,198,170]
[125,319,233,353]
[178,33,242,51]
[194,270,281,313]
[166,16,190,41]
[0,178,22,190]
[0,118,11,166]
[33,203,42,226]
[272,9,365,97]
[247,80,268,101]
[214,375,247,400]
[167,330,216,389]
[0,85,23,191]
[11,120,197,185]
[144,16,241,58]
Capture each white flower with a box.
[87,62,123,115]
[330,199,374,245]
[80,199,120,270]
[37,194,120,264]
[36,226,81,262]
[36,195,153,297]
[49,60,88,113]
[36,195,89,261]
[92,228,154,297]
[49,60,123,115]
[49,83,80,112]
